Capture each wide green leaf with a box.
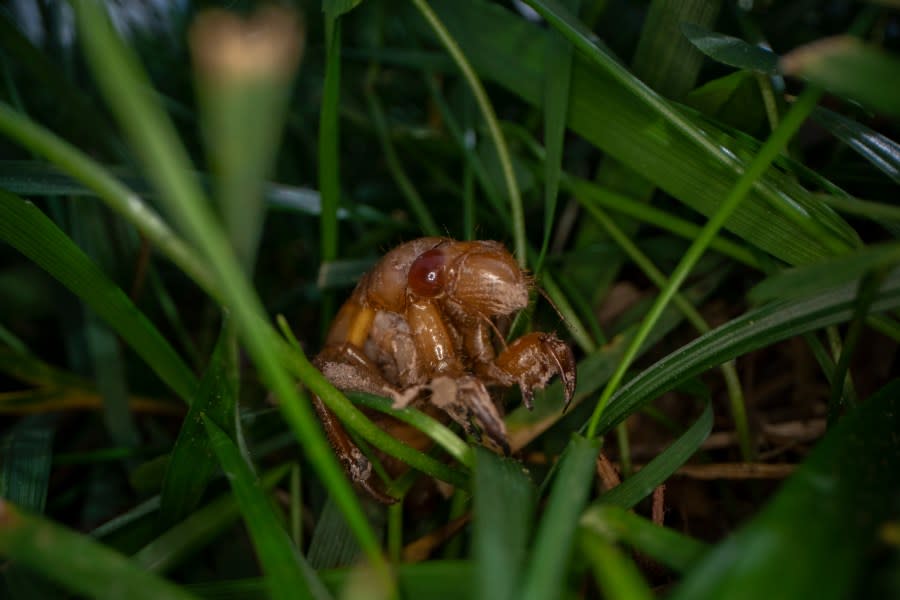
[670,378,900,599]
[428,0,857,265]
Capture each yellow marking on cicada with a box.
[347,306,375,348]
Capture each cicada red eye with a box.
[408,248,447,297]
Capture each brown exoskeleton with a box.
[313,237,576,502]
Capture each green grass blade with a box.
[204,418,330,600]
[0,417,54,512]
[411,0,526,267]
[0,191,199,404]
[71,1,388,577]
[159,320,239,527]
[472,447,535,600]
[519,435,600,600]
[0,501,197,600]
[308,494,381,570]
[580,504,708,574]
[192,8,302,274]
[134,466,290,574]
[0,106,218,297]
[349,392,473,468]
[578,531,654,600]
[563,174,760,269]
[810,107,900,184]
[365,89,440,236]
[670,378,900,599]
[597,268,900,435]
[319,17,342,267]
[633,0,721,99]
[750,242,900,303]
[680,23,778,73]
[781,36,900,120]
[506,272,725,448]
[536,0,578,273]
[429,0,855,265]
[599,400,712,508]
[586,86,824,437]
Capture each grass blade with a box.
[599,400,712,508]
[578,531,654,600]
[680,23,778,73]
[0,501,197,600]
[781,36,900,120]
[810,107,900,184]
[580,504,709,574]
[204,417,330,600]
[519,435,600,600]
[0,191,199,404]
[159,320,239,527]
[0,417,54,512]
[597,268,900,435]
[429,0,855,265]
[750,242,900,303]
[472,447,535,600]
[134,466,290,574]
[71,1,389,578]
[536,0,578,272]
[411,0,526,267]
